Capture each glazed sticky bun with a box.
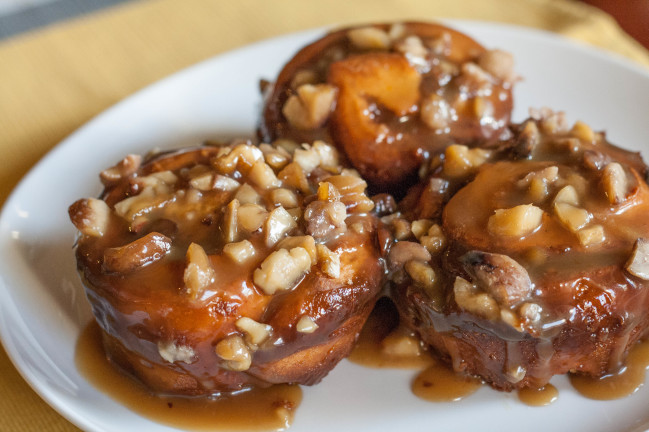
[260,22,516,190]
[387,110,649,390]
[69,140,383,395]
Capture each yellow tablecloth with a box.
[1,0,648,430]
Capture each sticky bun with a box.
[69,140,383,395]
[260,22,516,190]
[388,110,649,390]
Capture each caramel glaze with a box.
[76,321,302,431]
[517,384,558,406]
[260,22,514,191]
[72,143,384,396]
[391,115,649,391]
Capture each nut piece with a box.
[421,93,454,130]
[277,235,317,265]
[270,188,299,208]
[253,247,312,295]
[103,232,171,273]
[223,240,256,263]
[404,260,436,290]
[488,205,543,237]
[578,225,605,246]
[626,239,649,280]
[234,183,262,205]
[411,219,434,240]
[69,198,112,237]
[601,162,628,205]
[100,154,142,185]
[157,341,195,364]
[347,26,391,50]
[443,144,492,178]
[519,302,543,325]
[462,251,532,307]
[293,140,339,173]
[238,203,268,233]
[554,185,579,206]
[265,207,298,247]
[316,244,341,278]
[304,200,347,240]
[419,224,446,254]
[554,202,591,232]
[235,317,272,346]
[388,241,432,271]
[453,277,499,320]
[296,315,319,334]
[571,120,595,143]
[477,49,515,82]
[223,199,239,243]
[282,84,338,130]
[248,160,281,189]
[184,243,215,299]
[215,335,252,371]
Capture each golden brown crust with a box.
[389,113,649,390]
[71,141,383,395]
[260,21,515,190]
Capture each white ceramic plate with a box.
[2,21,649,432]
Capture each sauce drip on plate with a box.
[76,321,302,431]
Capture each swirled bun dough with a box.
[387,110,649,390]
[261,22,516,190]
[69,140,383,395]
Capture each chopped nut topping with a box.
[234,183,262,205]
[571,120,595,143]
[290,69,319,89]
[325,175,374,212]
[518,166,559,203]
[443,144,492,178]
[519,302,543,325]
[282,84,338,130]
[411,219,434,240]
[388,241,432,271]
[215,335,252,371]
[381,328,422,357]
[421,93,454,130]
[223,199,239,243]
[453,277,499,320]
[477,49,515,82]
[248,160,282,189]
[296,315,319,333]
[277,235,317,265]
[213,143,263,174]
[100,154,142,185]
[253,247,312,295]
[419,224,446,254]
[554,185,579,206]
[405,260,436,289]
[265,207,297,246]
[317,182,341,202]
[316,244,341,278]
[103,232,172,273]
[394,35,428,69]
[223,239,256,263]
[488,205,543,237]
[184,243,215,299]
[601,162,628,204]
[69,198,111,237]
[578,225,605,246]
[294,140,340,173]
[304,200,347,240]
[235,317,272,346]
[626,239,649,280]
[238,203,268,233]
[347,26,391,50]
[157,341,195,364]
[554,202,591,232]
[391,217,412,240]
[270,188,299,208]
[278,162,311,194]
[462,251,532,307]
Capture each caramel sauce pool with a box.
[517,384,558,406]
[569,338,649,400]
[76,322,302,431]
